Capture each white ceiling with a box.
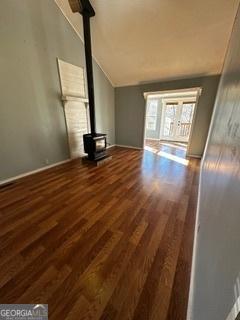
[55,0,239,87]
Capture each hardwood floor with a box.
[145,139,188,152]
[0,145,199,320]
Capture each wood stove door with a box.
[64,100,90,158]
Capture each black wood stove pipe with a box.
[78,0,96,136]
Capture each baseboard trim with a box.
[107,144,116,149]
[187,155,205,319]
[187,154,202,159]
[115,144,142,150]
[225,297,240,320]
[0,159,72,186]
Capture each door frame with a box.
[160,97,197,143]
[143,87,202,156]
[186,89,202,156]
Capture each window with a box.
[146,100,158,130]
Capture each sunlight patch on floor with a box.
[160,142,187,151]
[144,145,189,166]
[158,150,189,166]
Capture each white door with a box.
[160,100,195,142]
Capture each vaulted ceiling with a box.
[55,0,239,87]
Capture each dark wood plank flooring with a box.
[0,144,199,320]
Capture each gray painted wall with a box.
[0,0,115,181]
[115,75,220,156]
[189,5,240,320]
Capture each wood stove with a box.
[69,0,108,161]
[83,133,107,160]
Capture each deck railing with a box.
[169,122,191,137]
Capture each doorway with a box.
[143,88,201,156]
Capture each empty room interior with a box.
[0,1,240,320]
